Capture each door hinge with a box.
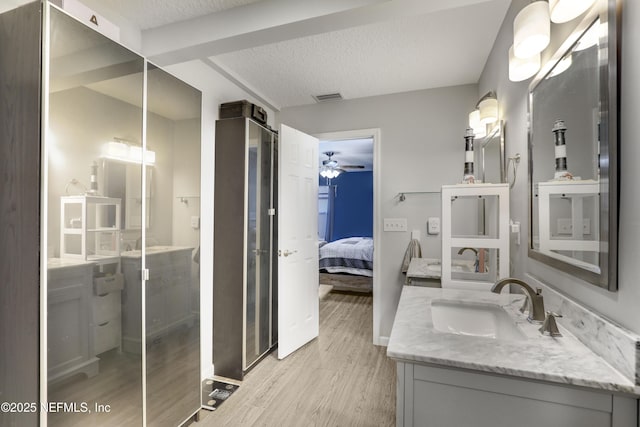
[141,268,149,281]
[268,208,276,216]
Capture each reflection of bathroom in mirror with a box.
[44,5,202,426]
[528,0,619,290]
[478,120,505,184]
[102,159,153,234]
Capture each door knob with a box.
[279,249,297,257]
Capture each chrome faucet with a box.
[458,247,481,272]
[457,247,478,256]
[491,278,546,323]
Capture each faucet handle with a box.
[539,311,563,337]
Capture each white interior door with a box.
[278,124,319,359]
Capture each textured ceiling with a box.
[101,0,264,29]
[210,1,507,108]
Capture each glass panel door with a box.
[245,121,273,369]
[46,6,144,426]
[144,63,202,426]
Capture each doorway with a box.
[314,129,382,345]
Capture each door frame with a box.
[314,128,383,346]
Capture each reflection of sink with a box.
[431,299,526,341]
[426,262,473,274]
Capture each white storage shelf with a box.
[60,195,122,263]
[441,184,509,291]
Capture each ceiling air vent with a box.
[313,92,343,103]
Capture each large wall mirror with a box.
[528,0,619,290]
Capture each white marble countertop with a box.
[47,257,96,270]
[387,286,640,396]
[406,258,477,279]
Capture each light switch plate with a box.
[384,218,407,232]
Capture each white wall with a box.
[278,85,478,340]
[478,0,640,335]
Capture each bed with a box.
[319,237,373,293]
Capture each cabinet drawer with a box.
[92,292,121,324]
[93,318,121,355]
[94,273,124,295]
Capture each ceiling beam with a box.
[143,0,506,66]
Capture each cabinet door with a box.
[48,283,90,377]
[245,121,274,368]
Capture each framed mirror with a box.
[528,0,619,290]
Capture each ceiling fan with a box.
[320,151,365,179]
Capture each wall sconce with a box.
[549,0,596,23]
[468,109,487,138]
[509,44,541,82]
[103,138,156,165]
[478,92,498,125]
[513,1,550,59]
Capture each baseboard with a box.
[374,335,389,347]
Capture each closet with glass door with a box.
[0,2,202,425]
[213,116,278,380]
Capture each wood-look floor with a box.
[197,291,396,427]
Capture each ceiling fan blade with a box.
[341,165,365,169]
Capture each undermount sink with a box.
[431,299,526,341]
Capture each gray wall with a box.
[479,0,640,334]
[278,84,478,339]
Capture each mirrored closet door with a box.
[42,3,201,426]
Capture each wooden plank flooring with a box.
[197,291,396,427]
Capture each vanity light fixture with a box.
[468,109,487,138]
[478,92,499,125]
[509,44,541,82]
[549,0,596,23]
[513,1,550,59]
[103,139,156,165]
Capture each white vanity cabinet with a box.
[396,362,637,427]
[47,260,99,383]
[91,272,124,354]
[120,248,193,353]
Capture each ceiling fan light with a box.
[478,96,498,125]
[549,0,596,23]
[509,45,540,82]
[513,1,550,59]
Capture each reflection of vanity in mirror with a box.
[529,0,619,290]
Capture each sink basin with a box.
[431,299,526,341]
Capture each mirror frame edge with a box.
[526,0,620,291]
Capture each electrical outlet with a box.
[190,216,200,230]
[383,218,407,232]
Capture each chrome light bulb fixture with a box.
[468,109,487,138]
[478,92,498,125]
[549,0,596,23]
[513,1,550,59]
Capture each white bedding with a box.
[319,237,373,277]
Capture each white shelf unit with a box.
[537,180,599,271]
[60,195,121,263]
[441,183,509,291]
